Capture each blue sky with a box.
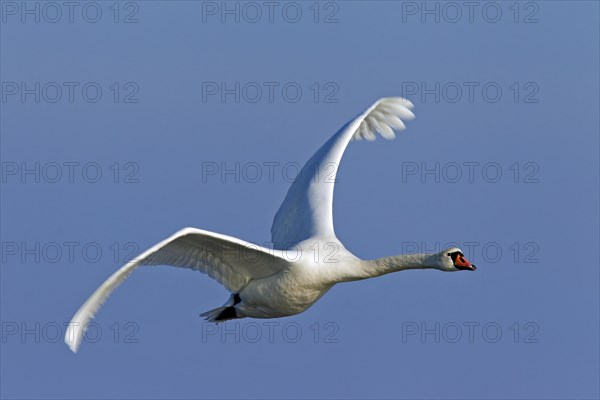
[1,1,599,399]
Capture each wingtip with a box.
[377,96,414,109]
[353,97,415,141]
[64,324,81,353]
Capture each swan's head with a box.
[437,247,477,271]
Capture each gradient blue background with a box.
[1,1,599,399]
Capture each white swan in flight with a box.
[65,97,476,353]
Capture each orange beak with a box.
[455,254,476,271]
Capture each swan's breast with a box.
[238,265,330,317]
[237,240,360,318]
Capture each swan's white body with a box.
[65,97,476,353]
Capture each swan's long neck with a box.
[338,253,439,282]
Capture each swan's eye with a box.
[448,251,463,262]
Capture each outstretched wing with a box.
[65,227,293,352]
[271,97,415,249]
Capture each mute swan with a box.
[65,97,476,353]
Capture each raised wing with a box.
[271,97,415,249]
[65,227,293,352]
